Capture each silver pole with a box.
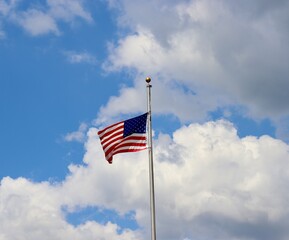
[146,77,157,240]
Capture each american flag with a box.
[98,113,148,163]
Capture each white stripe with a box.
[101,127,123,144]
[103,133,146,151]
[106,145,147,160]
[114,145,147,153]
[105,135,147,160]
[98,122,124,138]
[105,138,146,159]
[116,138,147,146]
[103,137,123,153]
[102,130,123,148]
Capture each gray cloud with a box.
[102,0,289,129]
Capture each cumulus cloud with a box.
[64,123,88,142]
[62,120,289,240]
[102,0,289,126]
[2,120,289,239]
[0,0,92,36]
[0,177,141,240]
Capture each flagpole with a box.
[146,77,157,240]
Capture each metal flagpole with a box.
[146,77,157,240]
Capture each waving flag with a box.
[98,113,148,163]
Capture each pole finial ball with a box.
[146,77,151,83]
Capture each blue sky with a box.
[0,0,118,180]
[1,1,289,240]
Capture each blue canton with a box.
[123,113,148,138]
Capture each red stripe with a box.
[108,135,146,153]
[101,130,123,145]
[103,139,123,158]
[113,143,146,154]
[99,124,123,141]
[102,138,122,155]
[102,135,123,150]
[113,142,147,151]
[104,135,146,160]
[98,121,123,136]
[119,135,146,142]
[113,147,147,157]
[115,138,146,148]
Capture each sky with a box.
[0,0,289,239]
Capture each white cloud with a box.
[64,123,88,142]
[1,0,92,36]
[2,120,289,239]
[0,177,141,240]
[64,51,97,65]
[79,120,289,240]
[96,73,226,124]
[47,0,92,23]
[16,9,59,36]
[103,0,289,127]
